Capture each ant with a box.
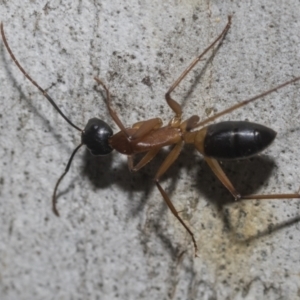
[2,16,300,255]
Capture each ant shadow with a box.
[3,29,300,257]
[81,141,300,256]
[81,35,300,255]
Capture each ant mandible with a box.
[2,16,300,255]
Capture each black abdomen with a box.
[204,121,276,160]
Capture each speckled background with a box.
[1,1,300,299]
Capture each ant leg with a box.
[129,148,161,172]
[126,118,163,171]
[127,156,134,171]
[153,141,198,255]
[204,157,241,199]
[241,193,300,201]
[130,118,163,140]
[194,76,300,129]
[132,118,162,129]
[126,119,163,171]
[165,16,232,117]
[94,77,128,134]
[95,78,163,139]
[156,180,198,256]
[204,157,300,201]
[155,141,183,180]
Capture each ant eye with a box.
[81,118,113,155]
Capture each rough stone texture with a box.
[1,1,300,299]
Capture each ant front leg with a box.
[130,118,163,140]
[127,118,163,171]
[94,77,129,135]
[128,148,161,172]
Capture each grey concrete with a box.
[1,1,300,299]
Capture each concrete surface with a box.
[1,1,300,299]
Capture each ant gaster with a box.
[2,17,300,255]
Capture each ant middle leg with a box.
[153,141,198,254]
[164,16,232,118]
[126,118,164,171]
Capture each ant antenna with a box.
[52,143,83,216]
[1,23,83,132]
[1,22,85,216]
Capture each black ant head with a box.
[81,118,114,155]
